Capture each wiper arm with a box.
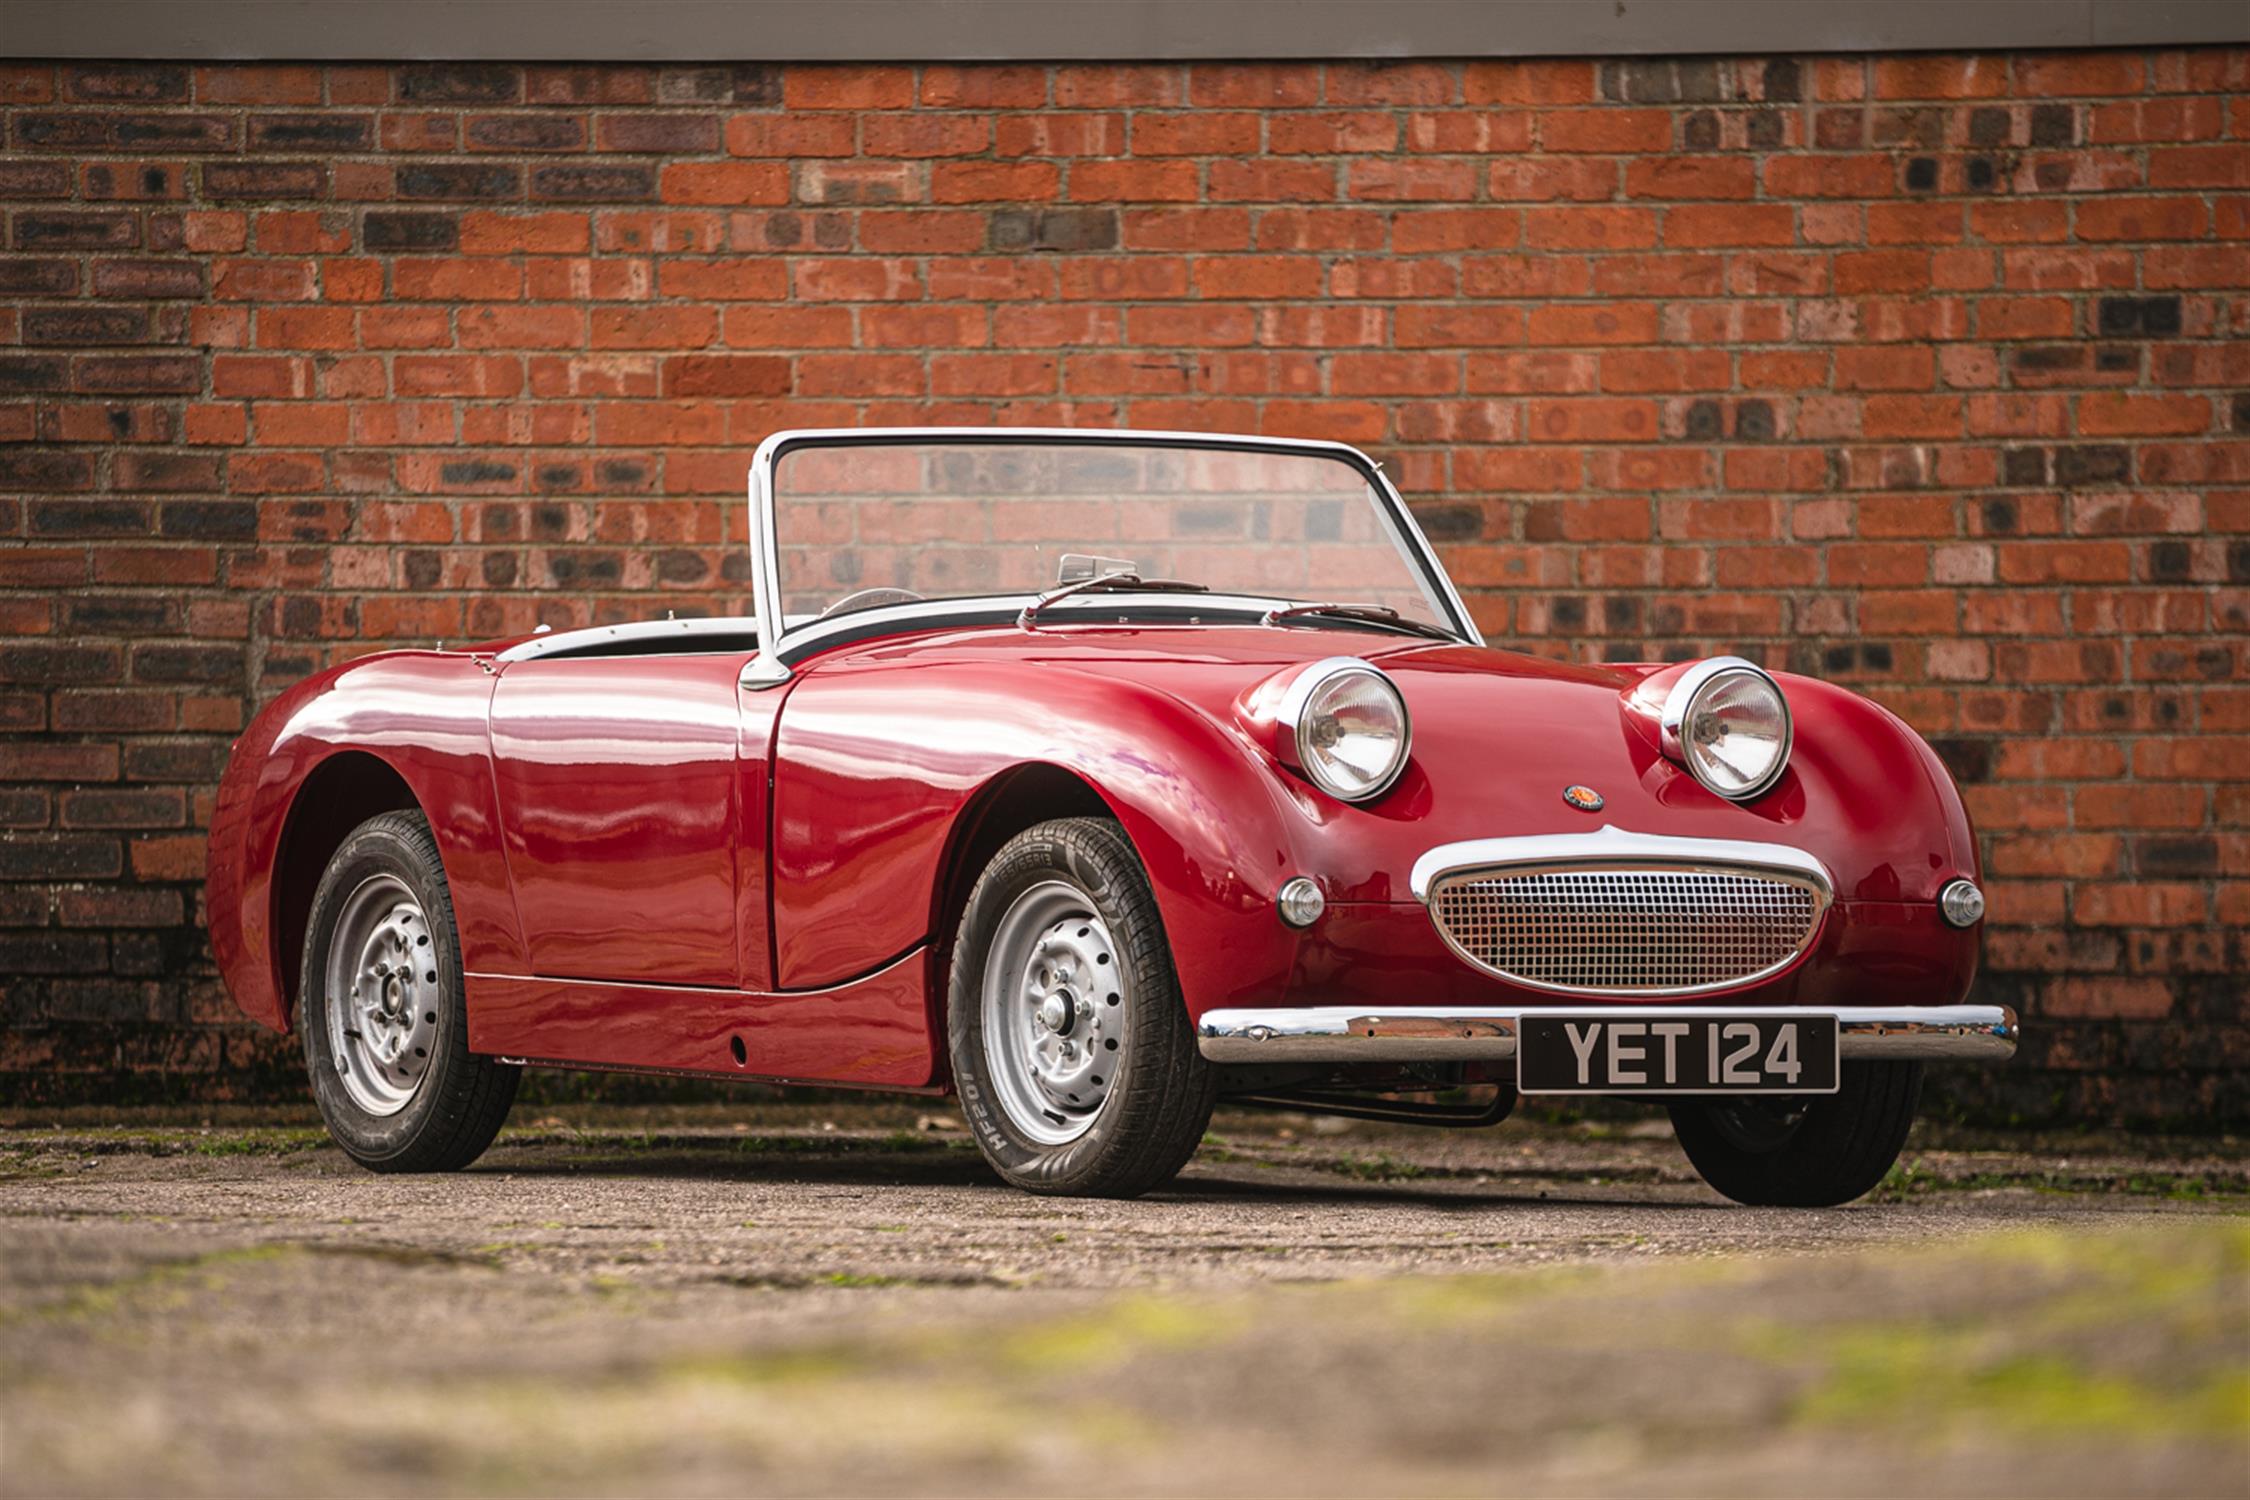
[1260,601,1459,642]
[1017,572,1209,629]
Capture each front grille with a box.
[1426,864,1823,995]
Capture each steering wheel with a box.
[818,586,926,619]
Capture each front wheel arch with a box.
[927,764,1125,1082]
[272,751,422,1030]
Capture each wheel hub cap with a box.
[980,881,1127,1147]
[324,873,440,1117]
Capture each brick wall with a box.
[1,54,2243,1123]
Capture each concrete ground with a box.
[1,1101,2244,1498]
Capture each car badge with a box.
[1562,784,1604,812]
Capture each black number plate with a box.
[1516,1014,1840,1095]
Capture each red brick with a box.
[995,113,1122,159]
[1487,157,1620,202]
[1131,112,1259,156]
[725,113,856,158]
[920,64,1047,109]
[2074,196,2209,241]
[2014,52,2145,97]
[1405,110,1532,154]
[1765,154,1898,197]
[932,161,1058,203]
[1323,62,1454,106]
[783,66,914,110]
[1207,159,1336,202]
[1666,203,1794,247]
[792,259,923,302]
[1052,65,1181,109]
[1538,109,1670,154]
[659,162,788,206]
[660,355,791,397]
[1462,60,1596,105]
[1624,156,1757,200]
[1070,161,1200,203]
[1347,160,1479,202]
[1269,111,1397,155]
[862,114,990,158]
[2042,977,2173,1019]
[1188,64,1320,108]
[1874,55,2008,99]
[1526,303,1659,345]
[1524,205,1657,250]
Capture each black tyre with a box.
[300,810,519,1172]
[947,817,1216,1198]
[1669,1060,1922,1207]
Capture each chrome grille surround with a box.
[1412,829,1833,999]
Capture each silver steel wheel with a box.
[979,879,1127,1146]
[323,873,441,1117]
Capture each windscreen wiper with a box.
[1017,573,1210,629]
[1260,601,1459,642]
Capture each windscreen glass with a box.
[767,439,1450,629]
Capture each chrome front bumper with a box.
[1196,1004,2018,1065]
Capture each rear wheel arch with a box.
[272,751,422,1029]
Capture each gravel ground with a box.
[1,1102,2244,1498]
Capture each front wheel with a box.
[947,817,1215,1198]
[1668,1060,1922,1207]
[300,810,519,1172]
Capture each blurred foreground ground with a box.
[1,1102,2244,1497]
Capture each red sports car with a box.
[208,428,2014,1205]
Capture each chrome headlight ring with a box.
[1659,656,1793,802]
[1278,656,1411,803]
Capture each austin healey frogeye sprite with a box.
[209,428,2015,1205]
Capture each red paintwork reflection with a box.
[488,656,747,988]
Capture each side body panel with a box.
[486,655,750,988]
[465,950,935,1087]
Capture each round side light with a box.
[1939,879,1985,928]
[1277,877,1326,928]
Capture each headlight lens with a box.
[1667,660,1792,800]
[1290,660,1410,802]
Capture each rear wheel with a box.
[947,817,1215,1198]
[1668,1060,1922,1207]
[300,811,518,1172]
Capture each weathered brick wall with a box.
[1,54,2243,1122]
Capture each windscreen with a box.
[767,439,1451,629]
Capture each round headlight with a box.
[1286,658,1410,802]
[1662,658,1792,801]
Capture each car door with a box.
[487,652,762,989]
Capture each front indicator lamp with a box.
[1277,877,1326,929]
[1939,879,1985,928]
